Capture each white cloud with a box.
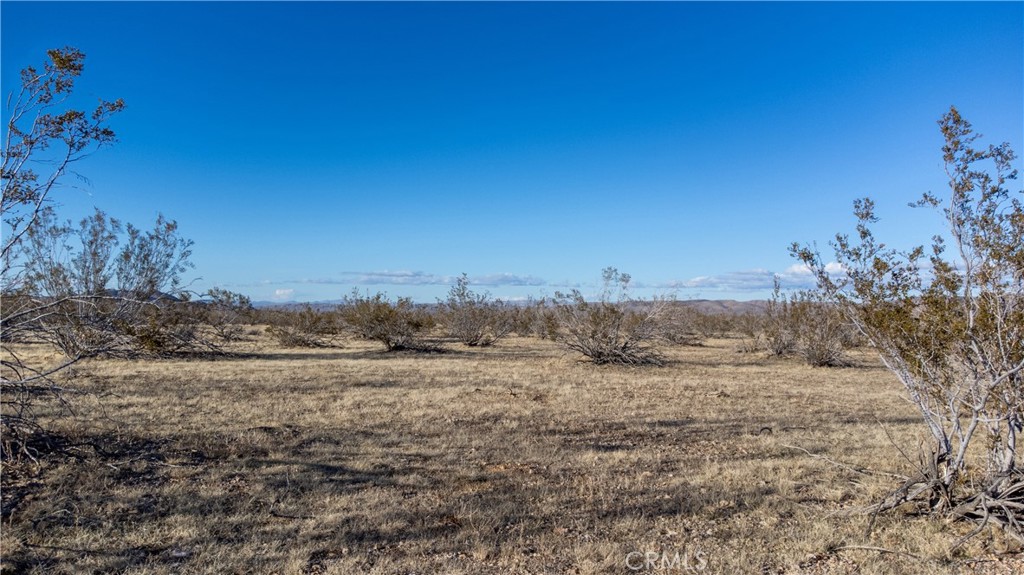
[272,288,295,301]
[341,271,549,288]
[244,271,550,289]
[783,263,813,277]
[824,261,846,275]
[471,273,546,287]
[337,270,450,286]
[654,261,846,293]
[674,269,782,291]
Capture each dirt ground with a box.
[2,334,1021,574]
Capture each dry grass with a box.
[2,333,1021,574]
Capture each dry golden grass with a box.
[2,333,1021,574]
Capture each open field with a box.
[2,334,1021,574]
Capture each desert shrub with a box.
[524,298,561,340]
[202,288,254,342]
[763,280,797,357]
[792,107,1024,543]
[552,268,668,366]
[1,48,209,458]
[734,311,764,340]
[788,291,849,367]
[440,274,515,347]
[763,325,795,357]
[508,297,544,338]
[249,307,287,327]
[690,310,734,339]
[733,311,766,353]
[341,290,436,351]
[658,305,705,346]
[122,298,202,356]
[11,205,198,360]
[266,305,341,348]
[762,280,850,366]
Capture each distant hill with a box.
[672,299,766,315]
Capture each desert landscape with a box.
[2,3,1021,574]
[2,328,1021,574]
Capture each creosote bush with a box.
[733,311,766,353]
[657,305,706,346]
[792,107,1023,544]
[763,280,797,358]
[266,305,341,348]
[440,274,515,347]
[689,309,734,339]
[341,290,436,351]
[762,279,850,366]
[202,287,254,342]
[1,48,207,459]
[788,291,850,367]
[513,297,560,340]
[13,207,198,359]
[553,267,668,366]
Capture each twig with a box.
[270,509,314,520]
[781,444,907,479]
[950,503,990,553]
[874,415,915,467]
[835,544,925,556]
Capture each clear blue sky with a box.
[3,1,1021,302]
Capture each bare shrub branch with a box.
[792,106,1023,541]
[2,48,207,460]
[440,274,515,347]
[552,267,669,366]
[201,288,254,343]
[341,290,436,352]
[265,305,341,348]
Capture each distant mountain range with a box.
[673,299,766,314]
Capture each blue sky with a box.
[2,1,1021,302]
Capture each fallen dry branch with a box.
[832,545,922,560]
[865,458,1024,547]
[781,444,909,480]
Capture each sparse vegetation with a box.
[761,279,851,367]
[689,309,734,340]
[265,304,341,348]
[17,207,197,358]
[788,290,850,368]
[517,297,560,341]
[2,333,1020,573]
[763,279,798,358]
[2,46,1019,575]
[733,310,766,353]
[659,305,707,346]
